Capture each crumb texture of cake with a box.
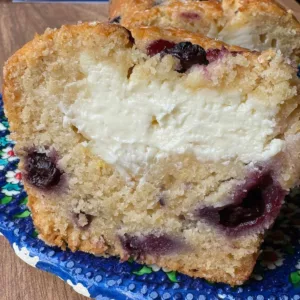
[219,0,300,59]
[3,23,300,285]
[109,0,300,60]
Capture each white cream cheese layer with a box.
[62,54,283,175]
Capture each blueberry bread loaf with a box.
[3,23,300,285]
[109,0,300,59]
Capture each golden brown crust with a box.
[109,0,300,59]
[109,0,300,28]
[121,1,224,30]
[160,252,259,286]
[223,0,300,23]
[109,0,155,21]
[139,249,259,286]
[222,0,300,29]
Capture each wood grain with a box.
[0,2,108,87]
[0,1,299,300]
[0,237,88,300]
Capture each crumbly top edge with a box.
[3,21,267,77]
[109,0,300,31]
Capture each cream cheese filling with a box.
[61,54,284,175]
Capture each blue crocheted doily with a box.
[1,93,300,299]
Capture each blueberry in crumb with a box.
[119,233,179,259]
[180,12,200,20]
[197,172,285,234]
[206,47,243,63]
[206,48,222,63]
[25,150,62,189]
[219,186,265,228]
[161,42,209,72]
[147,39,176,56]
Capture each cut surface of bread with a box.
[219,0,300,58]
[3,23,300,285]
[109,0,300,60]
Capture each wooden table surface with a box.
[0,1,300,300]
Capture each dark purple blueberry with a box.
[73,212,94,230]
[161,42,209,73]
[158,194,166,206]
[25,151,62,189]
[180,12,200,20]
[147,39,176,56]
[119,233,179,259]
[109,16,121,24]
[197,172,285,234]
[206,49,222,63]
[219,186,265,227]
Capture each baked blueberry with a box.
[25,150,62,189]
[120,233,179,259]
[161,42,209,72]
[198,172,285,234]
[147,39,176,56]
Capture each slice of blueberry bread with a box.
[109,0,300,60]
[3,23,300,285]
